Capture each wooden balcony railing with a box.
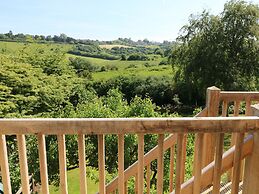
[0,87,259,194]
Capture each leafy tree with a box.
[69,57,98,78]
[171,0,259,100]
[154,48,164,57]
[59,33,68,42]
[121,54,127,60]
[6,30,13,38]
[127,53,150,61]
[45,35,52,41]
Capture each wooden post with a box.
[157,134,164,194]
[0,135,12,194]
[57,134,68,194]
[193,134,204,194]
[37,134,49,194]
[98,134,106,194]
[78,134,87,194]
[202,86,220,167]
[134,174,138,194]
[137,134,144,194]
[243,104,259,194]
[118,134,125,194]
[169,145,175,192]
[146,163,151,194]
[17,134,30,194]
[175,134,184,194]
[181,134,187,184]
[212,133,224,194]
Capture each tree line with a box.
[0,31,176,47]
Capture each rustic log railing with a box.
[0,87,259,194]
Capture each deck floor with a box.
[201,181,243,194]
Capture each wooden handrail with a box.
[0,117,258,135]
[220,91,259,101]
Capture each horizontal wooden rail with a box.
[0,117,258,135]
[220,91,259,101]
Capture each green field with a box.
[0,41,72,54]
[92,65,172,80]
[49,168,99,194]
[0,41,173,82]
[67,54,172,81]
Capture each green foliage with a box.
[69,57,99,78]
[171,0,259,102]
[18,44,72,76]
[154,47,164,57]
[93,75,178,106]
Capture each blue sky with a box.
[1,0,257,41]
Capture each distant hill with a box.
[0,31,176,47]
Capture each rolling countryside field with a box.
[0,40,173,82]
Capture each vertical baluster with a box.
[78,134,87,194]
[228,101,240,181]
[146,163,151,194]
[221,100,230,185]
[181,134,187,184]
[138,134,144,194]
[176,133,184,194]
[231,133,244,194]
[222,100,228,117]
[118,134,125,194]
[98,134,106,194]
[157,134,164,194]
[17,134,30,194]
[135,174,138,194]
[169,144,175,192]
[193,134,198,176]
[242,98,252,184]
[125,181,128,194]
[245,99,252,116]
[212,133,224,194]
[57,134,68,194]
[193,133,204,194]
[37,134,49,194]
[231,101,240,146]
[0,135,12,194]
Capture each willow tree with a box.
[171,0,259,102]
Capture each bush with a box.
[69,57,98,73]
[127,53,150,61]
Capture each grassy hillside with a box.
[0,41,72,54]
[0,41,173,82]
[93,65,172,80]
[67,54,172,81]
